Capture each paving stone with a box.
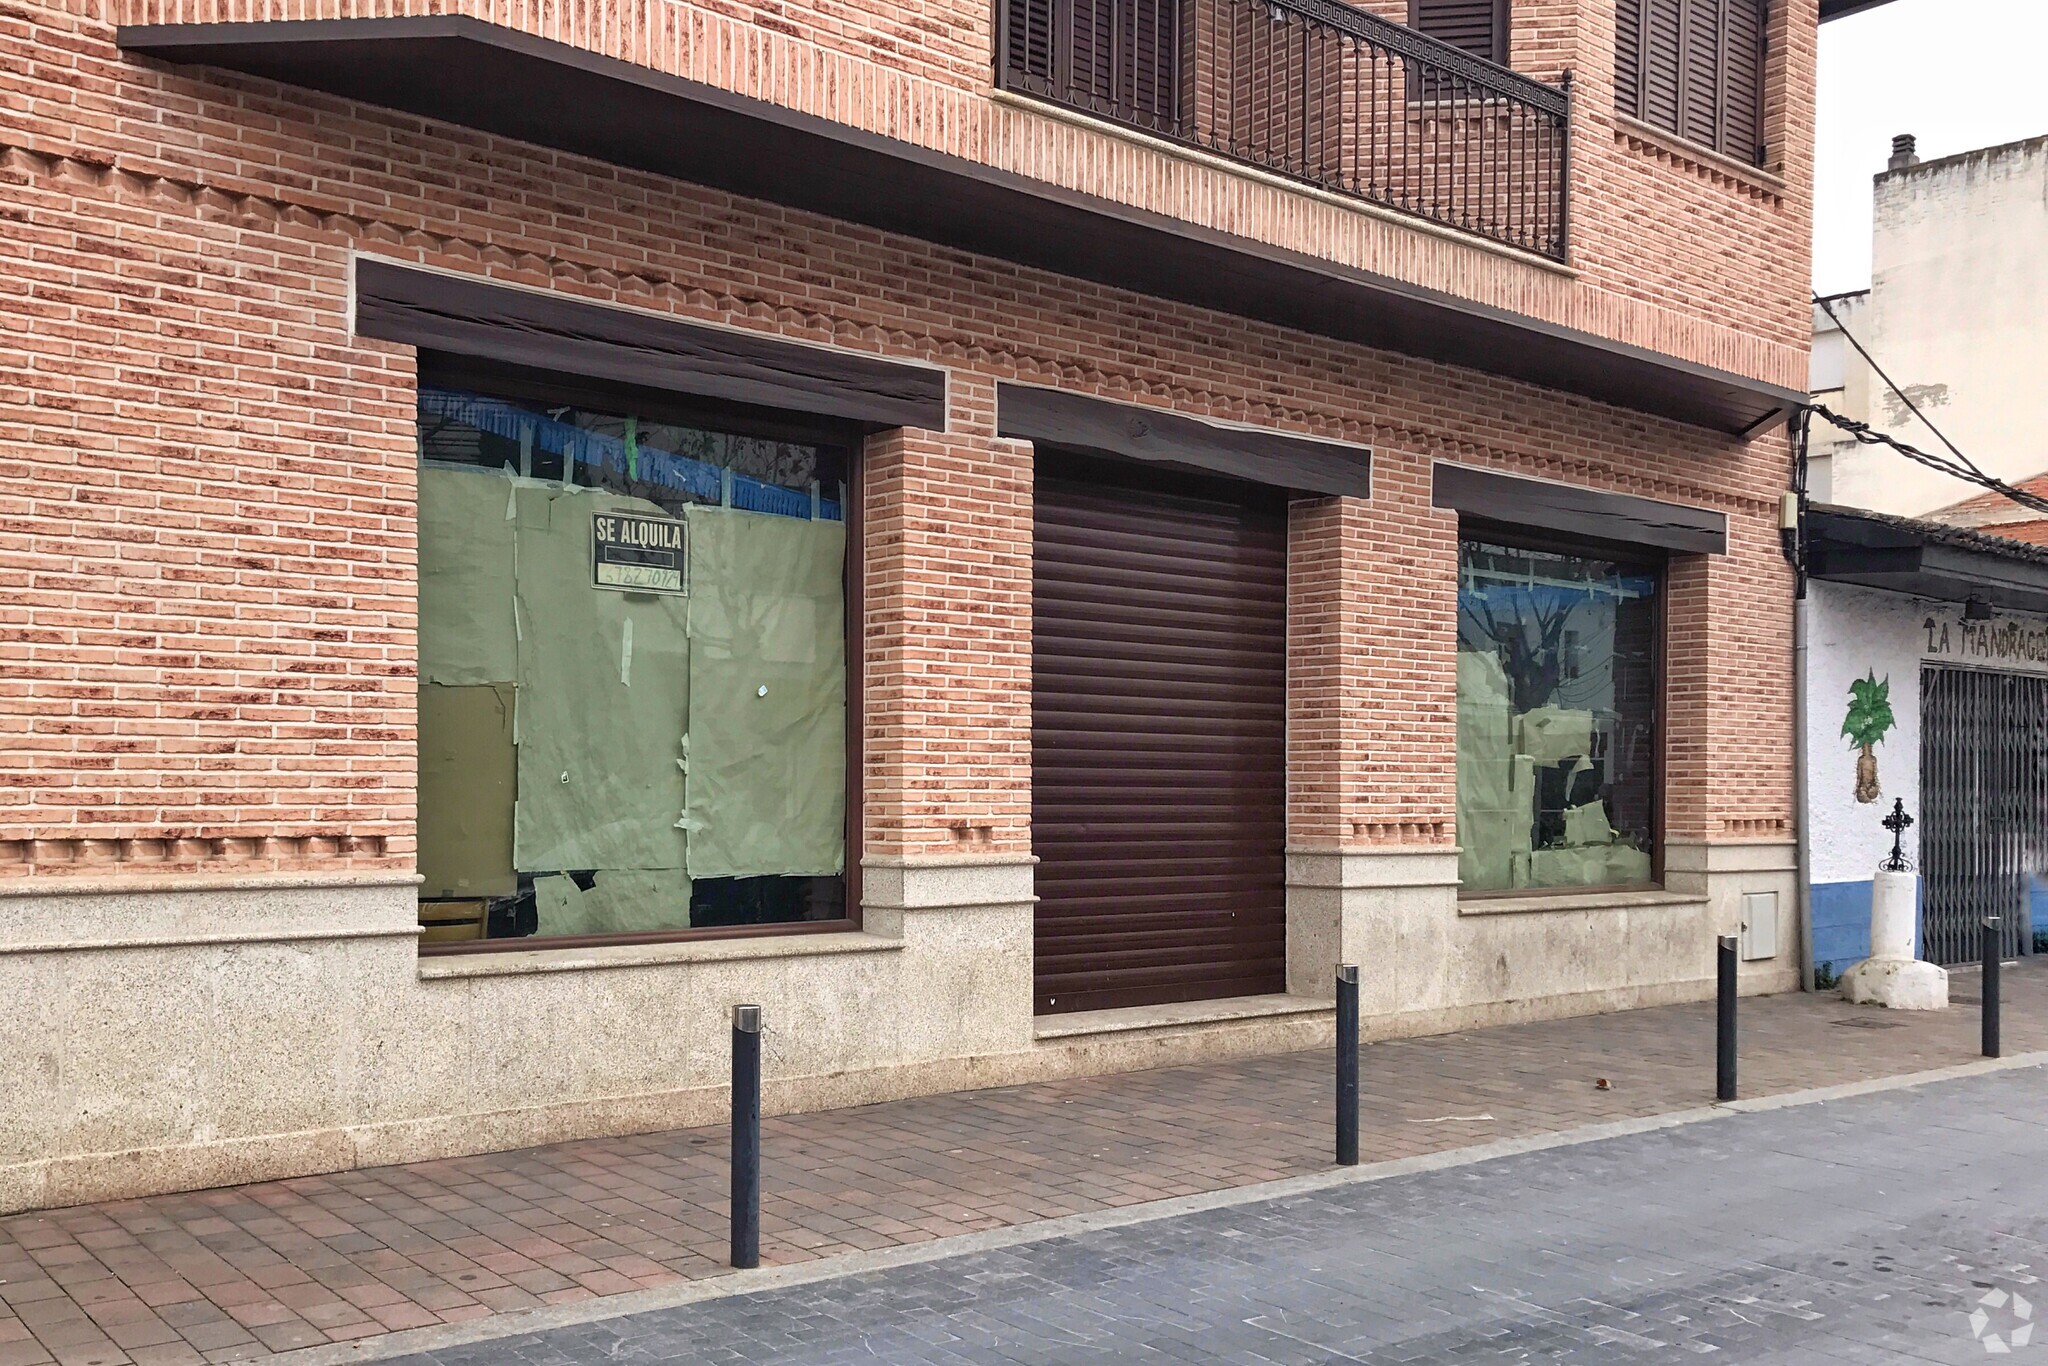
[426,1068,2034,1365]
[6,966,2046,1361]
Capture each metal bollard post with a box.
[1336,964,1360,1166]
[1982,917,2002,1060]
[731,1004,762,1269]
[1716,935,1738,1103]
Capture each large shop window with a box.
[1456,536,1661,894]
[413,360,853,949]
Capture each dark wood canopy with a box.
[1806,504,2048,615]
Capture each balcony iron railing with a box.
[997,0,1570,260]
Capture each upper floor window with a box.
[1616,0,1768,165]
[1408,0,1508,66]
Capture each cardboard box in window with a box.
[419,899,490,943]
[418,682,518,899]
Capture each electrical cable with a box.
[1809,291,2048,520]
[1813,291,1990,482]
[1807,401,2048,517]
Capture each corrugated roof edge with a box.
[1810,502,2048,568]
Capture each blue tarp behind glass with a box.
[419,387,844,522]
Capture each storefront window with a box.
[414,362,851,947]
[1456,536,1659,893]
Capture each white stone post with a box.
[1839,869,1948,1010]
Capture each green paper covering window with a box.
[1456,538,1660,894]
[415,371,851,946]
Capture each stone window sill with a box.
[418,930,902,980]
[1458,887,1707,916]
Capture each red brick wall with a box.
[1288,446,1463,849]
[861,419,1035,857]
[94,0,1818,388]
[0,1,1798,874]
[1567,0,1816,364]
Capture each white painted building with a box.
[1800,507,2048,976]
[1810,133,2048,516]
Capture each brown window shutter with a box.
[1678,0,1723,148]
[1409,0,1509,65]
[1616,0,1644,119]
[1128,0,1177,126]
[1054,0,1177,128]
[1069,0,1110,103]
[1639,0,1684,132]
[1621,0,1767,166]
[1003,0,1056,87]
[1722,0,1767,163]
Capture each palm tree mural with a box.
[1842,671,1896,805]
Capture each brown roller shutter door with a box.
[1032,453,1288,1015]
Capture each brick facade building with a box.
[5,0,1819,1212]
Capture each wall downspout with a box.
[1794,594,1813,991]
[1784,408,1815,992]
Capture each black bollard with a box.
[1716,935,1738,1102]
[1982,917,2002,1060]
[731,1004,762,1269]
[1336,964,1360,1166]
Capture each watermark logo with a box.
[1969,1287,2035,1354]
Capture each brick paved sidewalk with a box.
[3,965,2043,1366]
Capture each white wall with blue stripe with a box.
[1804,583,2048,975]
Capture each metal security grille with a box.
[1920,666,2048,965]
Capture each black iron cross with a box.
[1880,798,1914,872]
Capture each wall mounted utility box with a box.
[1741,891,1780,960]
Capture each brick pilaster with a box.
[861,415,1034,860]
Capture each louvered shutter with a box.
[1722,0,1766,162]
[1639,0,1683,133]
[1618,0,1767,166]
[1128,0,1176,127]
[1070,0,1112,105]
[1616,0,1643,118]
[1050,0,1177,127]
[1678,0,1722,146]
[1003,0,1055,90]
[1410,0,1507,64]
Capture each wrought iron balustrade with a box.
[998,0,1570,260]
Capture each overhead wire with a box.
[1812,291,1990,482]
[1807,402,2048,517]
[1806,293,2048,518]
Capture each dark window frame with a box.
[414,356,868,955]
[1453,517,1669,900]
[1615,0,1770,167]
[1408,0,1510,67]
[996,0,1182,133]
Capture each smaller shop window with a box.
[414,358,856,950]
[1456,534,1661,894]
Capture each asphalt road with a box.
[385,1065,2048,1364]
